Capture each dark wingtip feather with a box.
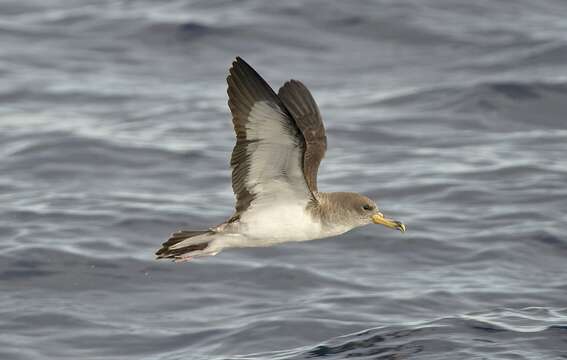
[278,79,320,117]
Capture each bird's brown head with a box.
[318,192,406,232]
[354,194,406,232]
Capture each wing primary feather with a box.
[226,58,312,221]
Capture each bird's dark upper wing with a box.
[227,57,311,221]
[278,80,327,193]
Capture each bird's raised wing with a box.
[227,57,311,221]
[278,80,327,193]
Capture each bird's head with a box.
[330,192,406,232]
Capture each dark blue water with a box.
[1,1,567,359]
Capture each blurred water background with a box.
[1,1,567,359]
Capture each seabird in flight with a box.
[156,57,405,261]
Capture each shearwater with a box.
[156,57,405,262]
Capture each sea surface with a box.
[1,1,567,359]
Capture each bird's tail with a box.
[155,230,215,261]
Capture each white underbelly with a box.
[239,203,323,244]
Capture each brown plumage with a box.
[278,80,327,194]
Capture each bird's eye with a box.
[362,204,373,211]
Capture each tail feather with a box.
[155,230,212,260]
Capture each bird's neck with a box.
[309,192,355,227]
[306,192,358,237]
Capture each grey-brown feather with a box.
[278,80,327,194]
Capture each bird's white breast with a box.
[238,198,324,245]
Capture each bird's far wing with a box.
[278,80,327,193]
[227,57,311,221]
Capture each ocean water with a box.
[1,1,567,359]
